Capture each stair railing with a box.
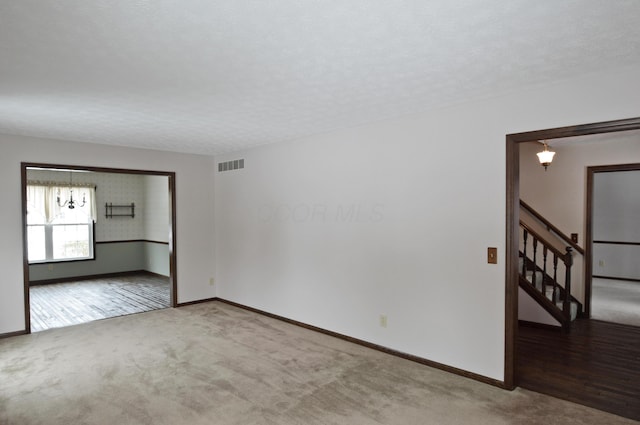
[520,222,574,326]
[520,200,584,255]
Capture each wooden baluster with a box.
[542,246,548,298]
[563,247,573,323]
[532,238,538,288]
[552,253,558,303]
[522,229,528,276]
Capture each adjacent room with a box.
[515,131,640,418]
[591,168,640,327]
[25,166,173,331]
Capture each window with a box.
[27,182,97,263]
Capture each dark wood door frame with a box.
[585,163,640,317]
[21,162,178,334]
[504,117,640,389]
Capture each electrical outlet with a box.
[47,264,54,271]
[379,314,388,328]
[209,277,215,286]
[598,260,604,268]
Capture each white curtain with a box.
[27,181,97,223]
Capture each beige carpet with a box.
[0,301,636,425]
[592,278,640,327]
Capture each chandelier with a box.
[57,172,86,209]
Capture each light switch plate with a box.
[487,247,498,264]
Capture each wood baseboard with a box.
[592,275,640,283]
[215,298,507,389]
[0,329,28,339]
[176,297,218,307]
[518,320,562,331]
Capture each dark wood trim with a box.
[21,162,179,331]
[217,298,507,389]
[593,240,640,246]
[505,117,640,389]
[24,162,175,176]
[520,200,584,255]
[0,330,28,339]
[21,165,31,335]
[506,117,640,143]
[593,275,640,283]
[176,297,219,307]
[29,269,150,285]
[504,135,519,390]
[169,174,177,308]
[586,162,640,173]
[518,320,561,331]
[585,162,640,317]
[585,168,594,317]
[96,239,170,245]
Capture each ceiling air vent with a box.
[218,159,245,172]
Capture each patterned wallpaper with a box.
[26,169,168,242]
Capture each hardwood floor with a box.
[517,319,640,421]
[30,273,170,332]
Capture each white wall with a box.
[143,175,171,276]
[144,242,170,276]
[143,175,170,243]
[0,135,216,335]
[518,288,561,327]
[3,62,640,382]
[215,63,640,382]
[520,134,640,302]
[593,170,640,280]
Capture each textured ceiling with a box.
[1,1,639,155]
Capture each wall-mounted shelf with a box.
[105,202,135,218]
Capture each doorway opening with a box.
[505,117,640,420]
[587,163,640,327]
[21,163,177,333]
[505,116,640,387]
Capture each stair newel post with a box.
[563,247,573,322]
[531,238,538,287]
[522,229,528,276]
[542,246,548,297]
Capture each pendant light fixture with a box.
[57,171,86,209]
[536,141,556,171]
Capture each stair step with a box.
[520,255,578,322]
[555,301,579,321]
[545,286,555,301]
[525,271,544,286]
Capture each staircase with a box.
[519,200,583,331]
